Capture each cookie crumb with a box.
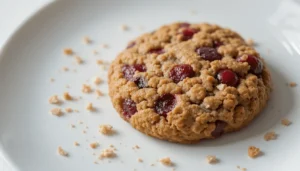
[86,102,94,111]
[248,146,261,158]
[93,76,103,85]
[264,131,277,141]
[150,163,155,166]
[62,67,69,72]
[48,95,60,104]
[246,38,255,46]
[94,161,98,164]
[82,84,92,93]
[57,146,68,156]
[74,141,80,146]
[63,92,72,100]
[82,130,87,134]
[120,24,129,31]
[63,48,73,56]
[89,142,99,149]
[99,124,114,135]
[50,78,55,82]
[95,89,104,97]
[96,59,104,65]
[159,157,172,166]
[109,144,114,148]
[65,108,73,113]
[281,119,291,126]
[101,44,109,49]
[289,82,297,87]
[137,158,143,162]
[70,124,75,128]
[237,166,247,171]
[99,148,116,159]
[206,155,218,164]
[74,109,79,113]
[75,56,83,64]
[50,108,63,116]
[133,145,140,149]
[83,36,92,44]
[93,50,98,55]
[79,121,83,124]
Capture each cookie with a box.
[108,22,271,143]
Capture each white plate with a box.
[0,0,300,170]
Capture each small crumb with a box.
[48,95,60,104]
[150,163,155,166]
[82,130,87,134]
[65,108,73,113]
[101,44,109,49]
[94,161,98,164]
[65,85,70,88]
[289,82,297,87]
[134,145,140,149]
[248,146,261,158]
[96,59,104,65]
[246,38,255,46]
[63,48,73,56]
[160,157,172,166]
[95,89,104,98]
[99,124,114,135]
[70,124,75,128]
[86,102,94,111]
[82,84,92,93]
[93,50,98,55]
[63,92,72,100]
[90,142,99,149]
[281,119,291,126]
[57,146,68,156]
[50,108,63,116]
[137,158,143,162]
[79,121,83,124]
[62,67,69,72]
[264,131,277,141]
[74,109,79,113]
[120,24,129,31]
[109,144,114,148]
[93,76,103,85]
[75,56,83,64]
[237,166,247,171]
[74,141,80,146]
[83,36,92,44]
[50,78,55,82]
[206,155,218,164]
[99,148,116,159]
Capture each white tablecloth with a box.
[0,1,50,170]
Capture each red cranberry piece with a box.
[122,64,146,81]
[154,94,176,117]
[181,28,198,40]
[133,77,147,88]
[122,99,137,118]
[217,69,239,87]
[237,55,263,75]
[126,42,136,49]
[169,64,195,83]
[196,47,222,61]
[211,120,227,137]
[179,22,190,28]
[148,48,165,54]
[213,41,223,48]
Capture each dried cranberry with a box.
[211,120,227,137]
[122,64,146,81]
[133,77,147,89]
[148,48,165,54]
[154,94,176,117]
[181,28,198,40]
[237,55,263,75]
[122,99,137,118]
[217,69,239,87]
[196,47,222,61]
[169,64,195,83]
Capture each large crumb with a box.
[99,148,116,159]
[289,82,297,87]
[99,124,114,135]
[86,102,94,111]
[206,155,218,164]
[82,84,92,93]
[264,131,277,141]
[89,142,99,149]
[48,95,60,104]
[65,108,73,113]
[120,24,129,31]
[75,56,83,64]
[137,158,143,162]
[63,92,72,100]
[74,141,80,146]
[95,89,104,98]
[93,76,103,85]
[83,36,92,44]
[63,48,73,56]
[50,108,63,116]
[281,119,291,126]
[248,146,261,158]
[159,157,172,166]
[246,38,255,46]
[57,146,68,156]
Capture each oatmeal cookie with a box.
[108,22,271,143]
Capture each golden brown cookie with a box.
[108,22,271,143]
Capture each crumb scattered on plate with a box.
[50,108,63,116]
[237,165,247,171]
[63,92,72,100]
[95,89,104,97]
[159,157,172,166]
[137,158,143,162]
[70,124,75,128]
[83,36,92,44]
[93,76,103,85]
[206,155,218,164]
[50,78,55,82]
[101,44,109,49]
[289,82,297,87]
[89,142,99,149]
[120,24,129,31]
[96,59,104,65]
[86,102,94,111]
[82,84,92,93]
[93,50,98,55]
[99,124,114,135]
[264,131,277,141]
[48,95,60,104]
[65,107,73,113]
[248,146,261,158]
[57,146,68,156]
[63,48,74,56]
[99,148,116,159]
[281,119,291,126]
[62,67,69,72]
[74,141,80,146]
[75,56,83,64]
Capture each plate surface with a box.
[0,0,300,170]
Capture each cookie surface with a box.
[108,22,271,143]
